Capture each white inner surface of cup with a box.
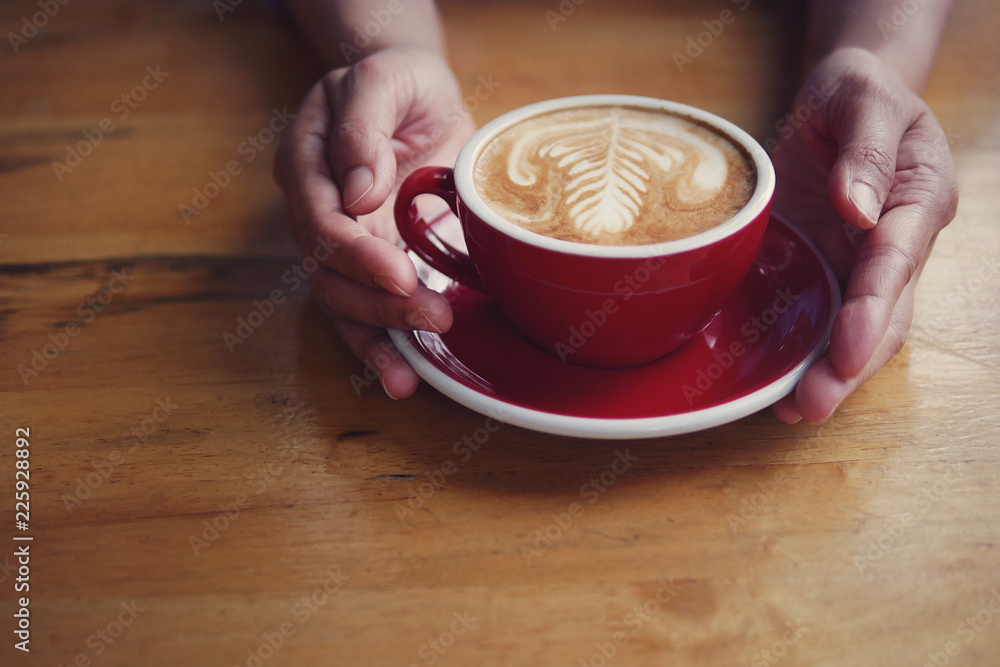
[455,95,775,258]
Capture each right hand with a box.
[767,48,958,423]
[274,46,476,398]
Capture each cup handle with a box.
[394,166,486,292]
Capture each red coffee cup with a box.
[395,95,774,367]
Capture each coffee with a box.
[473,105,756,245]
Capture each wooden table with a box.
[2,1,998,665]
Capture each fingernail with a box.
[406,306,444,334]
[376,273,413,297]
[343,166,374,210]
[849,182,882,227]
[380,375,400,400]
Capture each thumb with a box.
[324,57,405,216]
[827,91,911,231]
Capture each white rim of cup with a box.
[454,94,776,259]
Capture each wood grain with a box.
[1,1,999,665]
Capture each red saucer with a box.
[388,215,839,438]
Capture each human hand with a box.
[768,47,958,422]
[274,46,476,399]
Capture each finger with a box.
[325,57,405,215]
[792,280,915,423]
[336,317,421,400]
[771,395,803,424]
[829,202,928,379]
[831,109,957,380]
[275,86,419,297]
[309,268,453,333]
[827,80,912,230]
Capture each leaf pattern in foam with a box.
[505,109,728,238]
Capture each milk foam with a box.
[474,106,755,245]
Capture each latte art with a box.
[474,106,756,245]
[505,110,729,236]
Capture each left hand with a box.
[273,47,475,400]
[768,47,959,422]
